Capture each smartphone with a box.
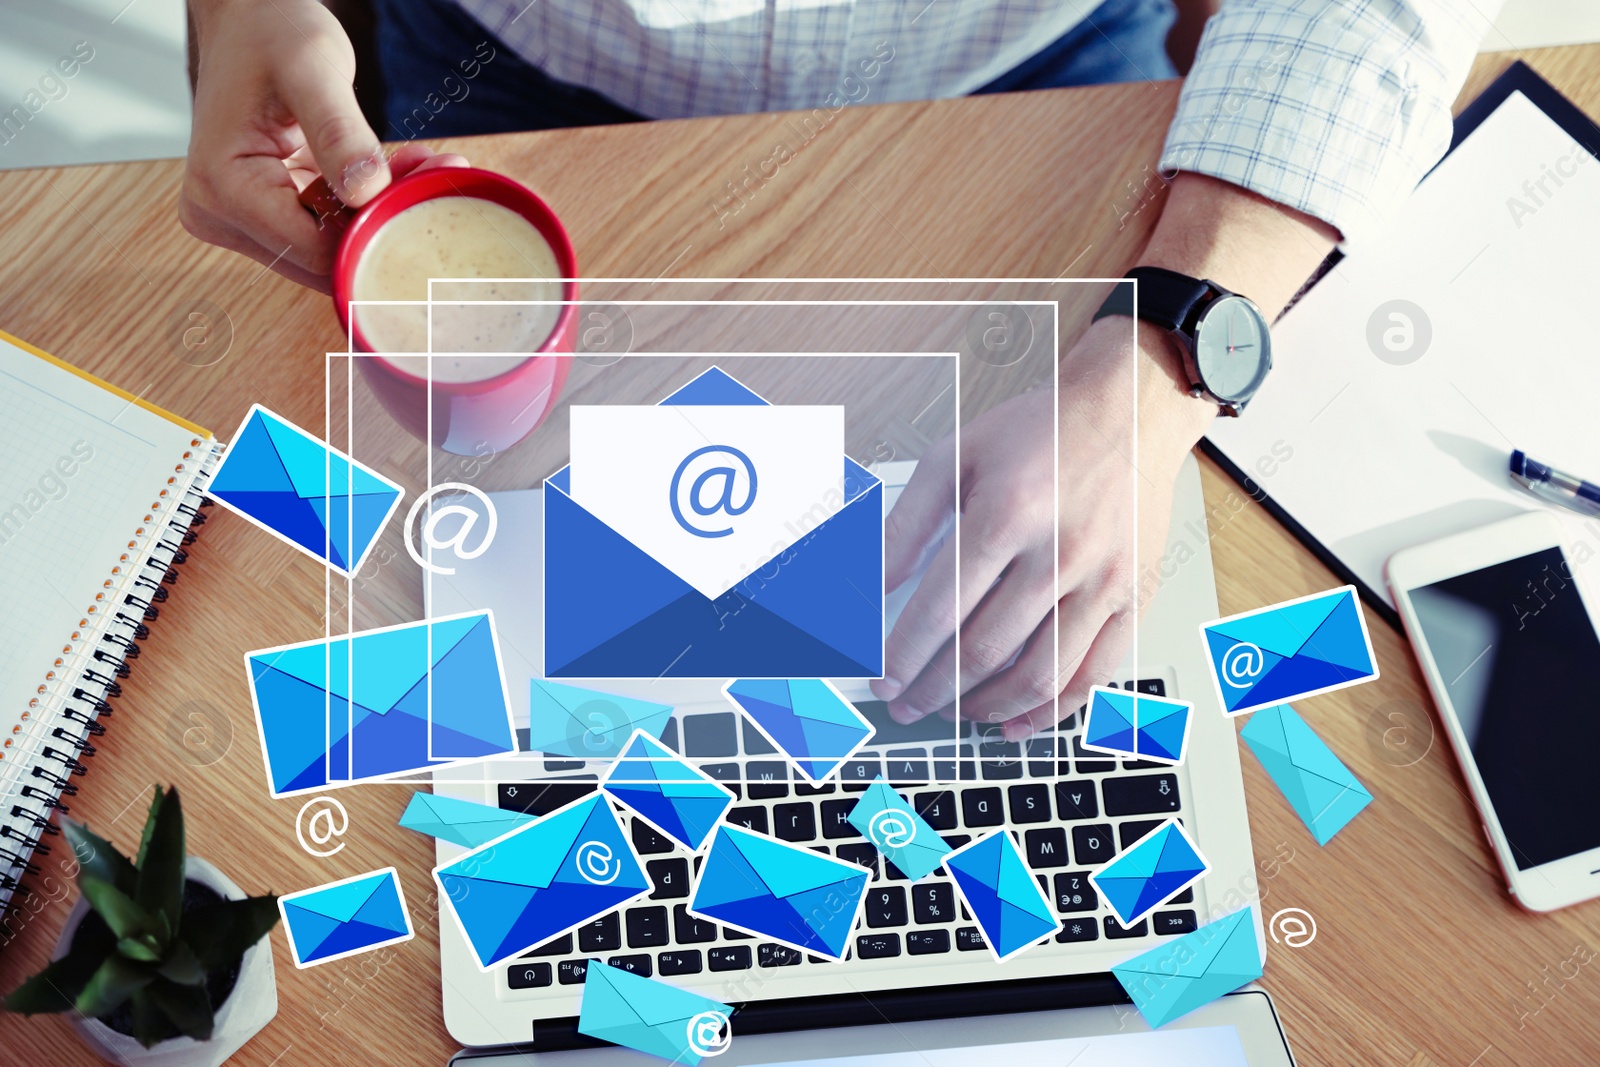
[1388,511,1600,911]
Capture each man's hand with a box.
[872,174,1341,738]
[181,0,466,291]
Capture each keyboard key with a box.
[1072,824,1115,866]
[578,914,620,953]
[1104,916,1148,939]
[1053,872,1098,913]
[683,712,740,757]
[796,781,835,796]
[961,788,1004,827]
[856,933,901,959]
[887,750,930,785]
[1103,774,1180,817]
[630,819,675,855]
[1135,678,1166,696]
[673,905,718,944]
[647,858,690,900]
[835,843,880,879]
[1008,783,1052,824]
[1024,828,1068,869]
[557,959,589,984]
[658,717,680,752]
[1026,738,1056,777]
[607,954,652,976]
[1169,887,1194,905]
[1122,759,1166,771]
[1055,918,1099,944]
[978,739,1023,780]
[1118,819,1168,849]
[1055,781,1099,820]
[1155,910,1197,935]
[865,886,908,928]
[773,803,817,842]
[523,934,572,958]
[626,906,670,948]
[725,806,768,834]
[499,781,596,816]
[955,927,987,952]
[934,744,976,781]
[658,950,702,976]
[940,834,971,854]
[914,791,958,830]
[907,929,951,955]
[759,943,802,967]
[723,927,754,940]
[742,719,777,754]
[708,946,752,971]
[840,756,882,791]
[701,762,743,799]
[912,882,955,924]
[543,759,584,772]
[507,962,551,989]
[820,799,861,839]
[1070,737,1115,773]
[747,761,790,800]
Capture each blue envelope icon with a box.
[847,778,951,882]
[602,730,736,852]
[1111,907,1263,1028]
[1090,818,1210,928]
[1082,686,1193,765]
[279,867,414,968]
[435,793,651,970]
[399,791,534,849]
[1202,585,1378,716]
[246,611,517,797]
[722,678,875,781]
[210,404,403,577]
[1241,704,1372,845]
[527,679,674,759]
[689,824,869,961]
[545,367,883,679]
[578,961,734,1064]
[944,832,1061,962]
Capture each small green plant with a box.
[3,786,279,1048]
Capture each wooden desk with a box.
[3,44,1598,1067]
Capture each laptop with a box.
[425,455,1293,1063]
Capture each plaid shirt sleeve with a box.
[1159,0,1503,244]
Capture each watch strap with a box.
[1092,266,1217,334]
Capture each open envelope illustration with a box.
[545,367,884,679]
[944,832,1061,962]
[578,960,733,1064]
[1111,907,1264,1028]
[847,778,951,882]
[527,679,673,759]
[1241,704,1372,845]
[1090,818,1210,928]
[1202,585,1378,716]
[246,611,517,797]
[278,867,414,968]
[722,678,875,781]
[399,791,534,850]
[435,793,651,970]
[209,404,403,578]
[689,824,869,961]
[601,730,736,852]
[1082,686,1194,765]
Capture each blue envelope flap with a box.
[660,366,771,406]
[1209,593,1343,658]
[731,826,854,898]
[468,799,593,890]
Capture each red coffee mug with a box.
[329,167,577,456]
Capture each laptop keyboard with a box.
[493,676,1193,992]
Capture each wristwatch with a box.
[1092,265,1273,416]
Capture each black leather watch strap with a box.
[1092,266,1218,334]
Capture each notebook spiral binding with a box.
[0,447,218,916]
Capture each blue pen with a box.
[1510,450,1600,518]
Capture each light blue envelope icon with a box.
[1202,585,1378,715]
[1082,686,1193,765]
[399,791,534,850]
[1240,704,1372,845]
[944,832,1061,962]
[435,793,652,970]
[527,680,673,759]
[1089,818,1210,928]
[246,610,517,797]
[279,867,414,968]
[1111,907,1263,1028]
[210,404,403,577]
[544,367,883,679]
[689,824,869,961]
[602,730,736,852]
[722,678,874,781]
[578,960,734,1064]
[847,778,951,882]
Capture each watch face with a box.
[1193,295,1272,403]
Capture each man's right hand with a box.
[181,0,465,291]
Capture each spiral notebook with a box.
[0,331,220,915]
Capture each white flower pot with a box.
[52,856,278,1067]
